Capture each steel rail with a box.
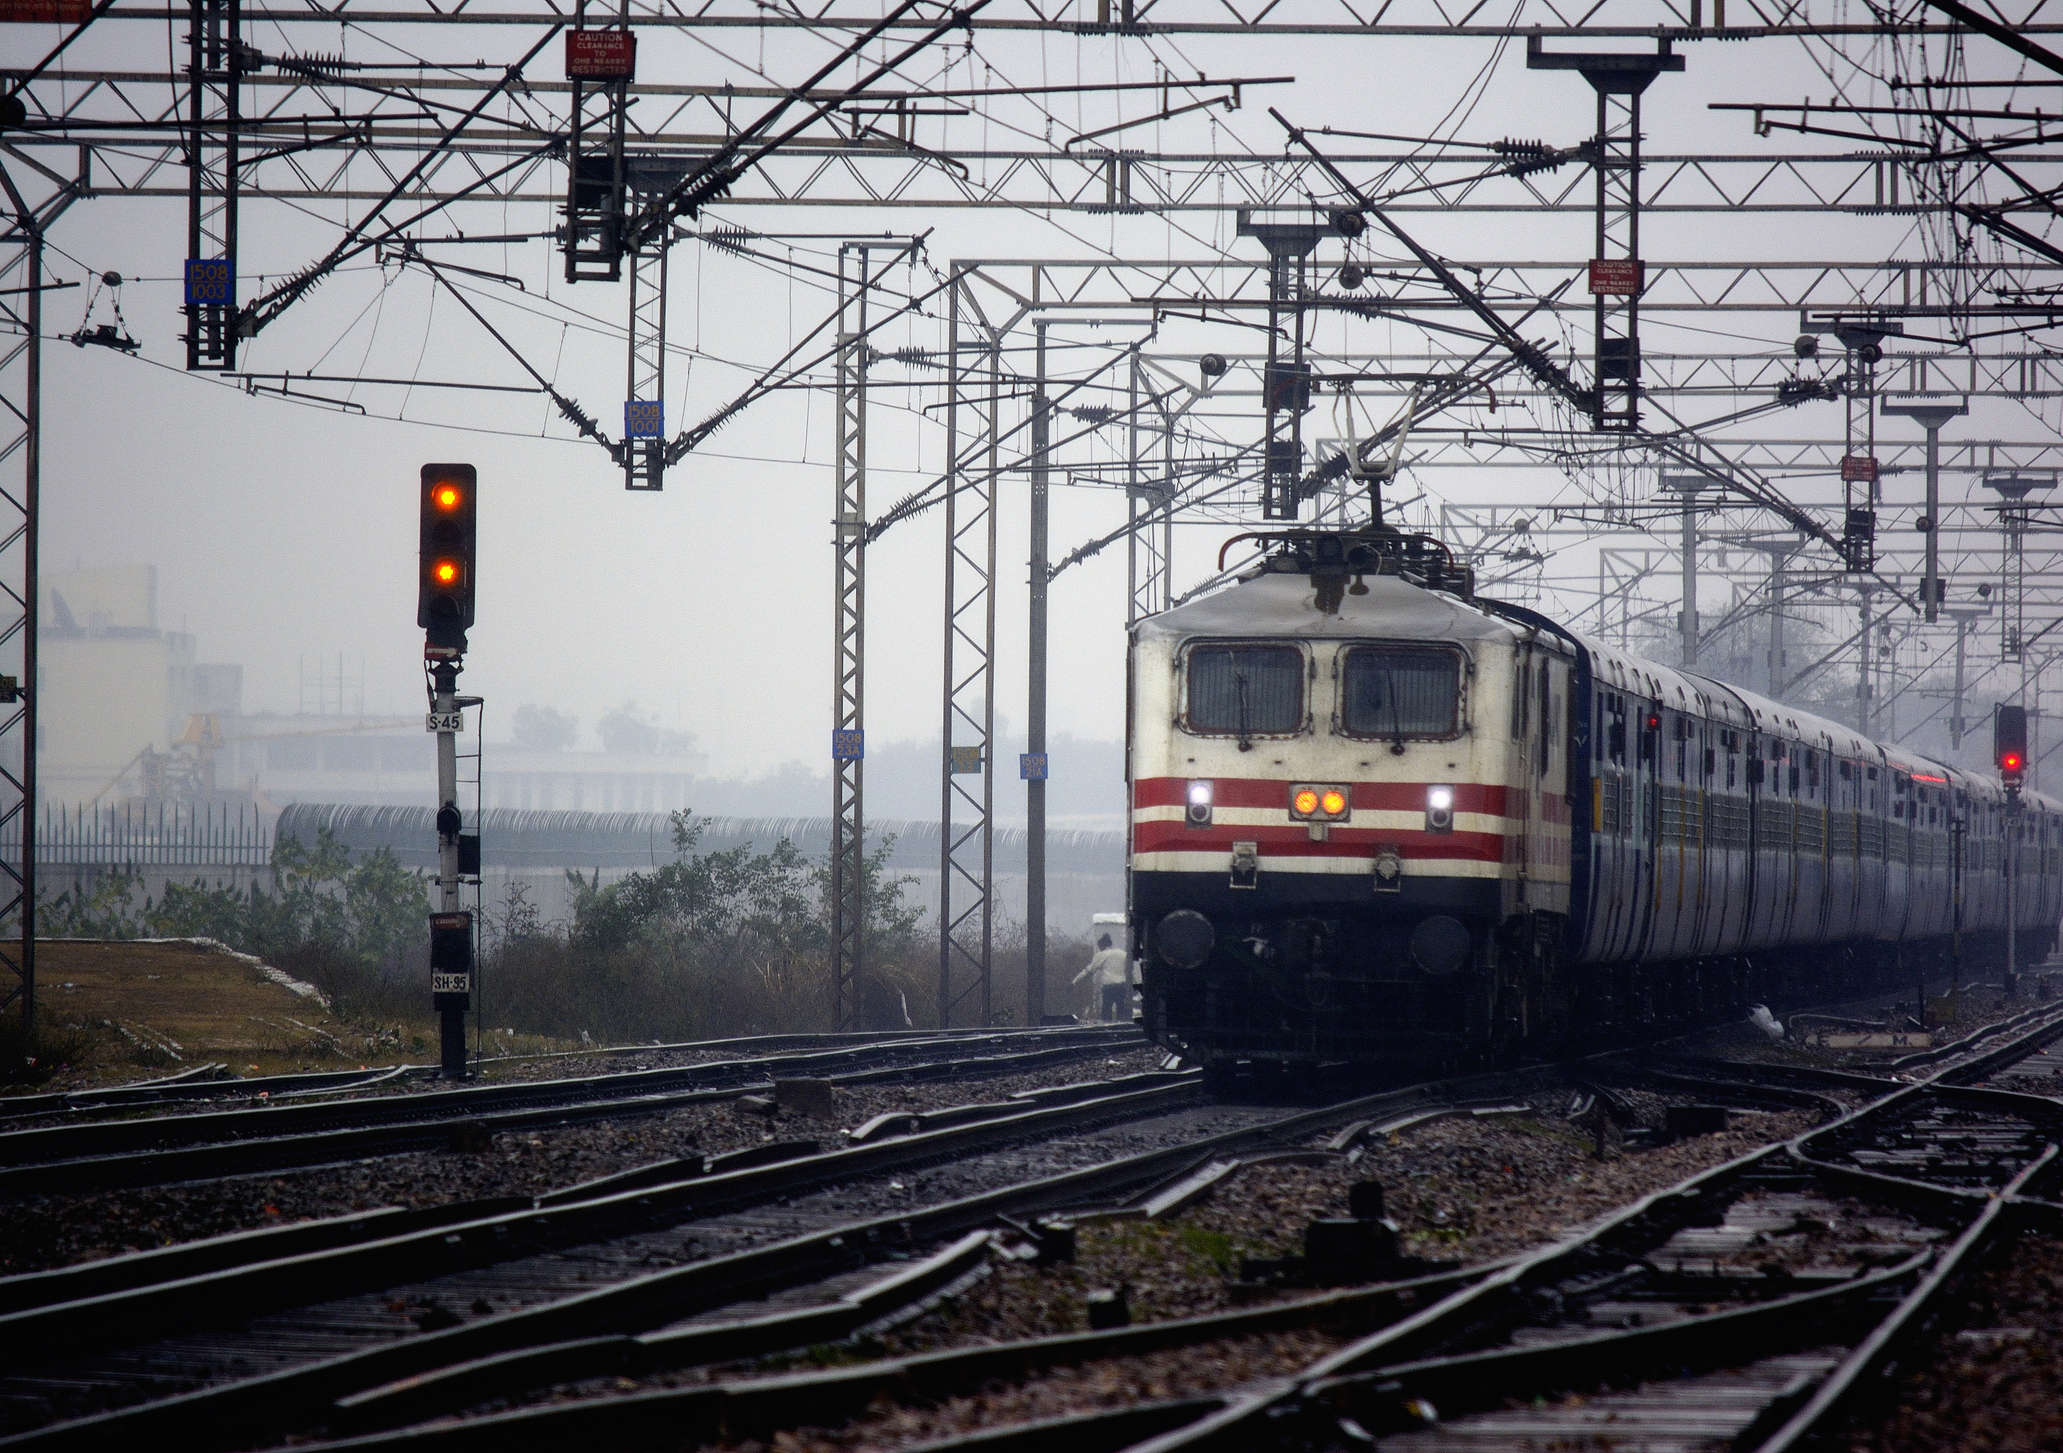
[0,1031,1146,1194]
[0,1068,1558,1451]
[0,1023,1129,1120]
[0,1071,1204,1319]
[1097,1004,2063,1452]
[0,1073,1205,1366]
[320,1263,1497,1449]
[1749,1152,2060,1451]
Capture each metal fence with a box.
[38,801,274,870]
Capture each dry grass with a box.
[10,940,480,1090]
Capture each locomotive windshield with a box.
[1185,643,1304,735]
[1341,646,1461,738]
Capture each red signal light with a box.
[2002,751,2025,774]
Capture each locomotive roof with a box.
[1134,569,1519,645]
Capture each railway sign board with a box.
[1020,752,1048,781]
[832,728,864,761]
[566,29,637,79]
[0,0,92,21]
[183,258,234,307]
[623,400,663,438]
[950,745,983,774]
[1841,454,1879,483]
[1587,259,1644,295]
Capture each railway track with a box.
[0,1024,1097,1126]
[889,998,2063,1453]
[188,996,2063,1453]
[0,1024,1144,1195]
[0,1055,1575,1451]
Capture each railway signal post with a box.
[1998,703,2027,997]
[420,464,478,1079]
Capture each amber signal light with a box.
[418,462,477,650]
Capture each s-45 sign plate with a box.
[426,711,465,732]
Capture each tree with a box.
[512,704,578,751]
[598,701,699,756]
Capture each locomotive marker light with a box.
[1185,780,1213,827]
[418,462,479,1080]
[1426,784,1456,833]
[1288,783,1351,820]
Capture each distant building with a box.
[39,564,707,815]
[39,565,242,805]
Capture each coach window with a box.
[1339,645,1463,740]
[1183,643,1306,738]
[1536,660,1552,777]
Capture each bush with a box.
[478,811,929,1042]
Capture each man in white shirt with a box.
[1072,933,1132,1022]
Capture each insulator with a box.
[284,50,354,76]
[1496,136,1569,177]
[1071,405,1116,425]
[701,227,755,256]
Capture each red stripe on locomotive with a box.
[1132,822,1507,862]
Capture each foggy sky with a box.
[34,20,2044,788]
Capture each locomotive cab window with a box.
[1339,645,1463,740]
[1182,643,1307,737]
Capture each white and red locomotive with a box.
[1127,527,2063,1072]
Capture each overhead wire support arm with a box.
[1271,108,1866,571]
[406,248,617,459]
[620,0,989,257]
[1912,0,2063,81]
[665,232,933,463]
[1271,107,1585,405]
[233,25,564,344]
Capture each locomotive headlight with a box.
[1425,784,1455,834]
[1289,783,1350,822]
[1185,780,1213,827]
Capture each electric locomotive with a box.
[1128,525,2063,1073]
